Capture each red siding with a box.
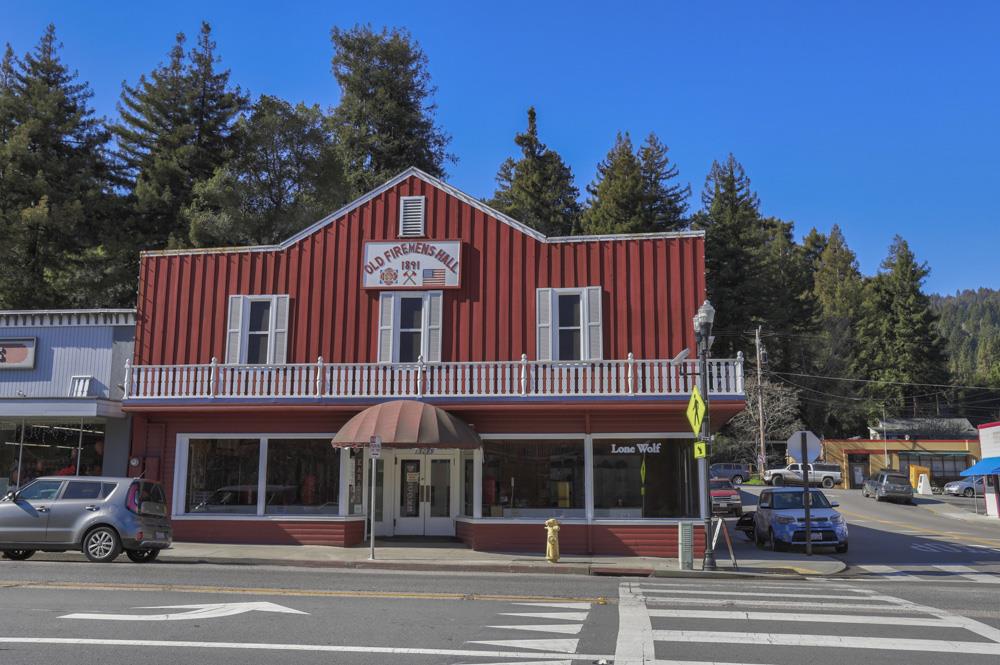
[134,175,705,365]
[174,519,364,547]
[456,521,706,558]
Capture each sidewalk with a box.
[159,540,845,578]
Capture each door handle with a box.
[37,507,49,513]
[84,505,99,512]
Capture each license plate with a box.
[155,531,166,540]
[810,532,824,541]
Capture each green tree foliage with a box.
[185,95,348,246]
[0,26,117,308]
[853,236,949,415]
[330,25,451,195]
[581,132,689,234]
[489,107,581,236]
[932,288,1000,387]
[113,22,246,250]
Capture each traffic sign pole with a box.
[369,435,382,561]
[801,432,811,556]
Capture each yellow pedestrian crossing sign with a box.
[686,385,706,435]
[694,440,707,459]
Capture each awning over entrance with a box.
[961,456,1000,477]
[331,400,481,449]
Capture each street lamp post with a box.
[694,300,717,571]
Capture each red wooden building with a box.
[124,168,745,556]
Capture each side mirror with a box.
[830,501,840,507]
[3,490,17,502]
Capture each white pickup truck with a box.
[763,463,843,488]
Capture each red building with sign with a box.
[124,168,745,556]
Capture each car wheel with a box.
[772,476,784,487]
[125,548,159,563]
[768,529,783,552]
[835,542,848,554]
[732,475,744,485]
[861,487,869,498]
[83,526,122,563]
[822,477,834,489]
[963,488,975,498]
[2,549,36,561]
[754,525,765,549]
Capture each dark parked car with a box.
[709,462,752,485]
[862,471,914,504]
[0,477,171,563]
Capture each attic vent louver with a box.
[398,196,426,237]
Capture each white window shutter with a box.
[398,196,426,237]
[225,295,243,364]
[426,291,443,362]
[586,286,603,360]
[378,293,395,363]
[536,288,552,361]
[272,295,290,363]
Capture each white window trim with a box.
[379,290,443,363]
[228,295,288,364]
[398,195,427,237]
[545,287,601,361]
[172,433,343,520]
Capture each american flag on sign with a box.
[422,268,446,286]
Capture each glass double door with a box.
[393,452,456,536]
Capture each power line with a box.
[768,370,998,391]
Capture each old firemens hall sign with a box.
[363,240,461,289]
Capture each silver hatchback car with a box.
[0,476,171,563]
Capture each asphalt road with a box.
[734,485,1000,579]
[0,560,999,664]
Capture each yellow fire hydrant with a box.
[544,518,560,563]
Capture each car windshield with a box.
[771,491,832,510]
[710,480,733,490]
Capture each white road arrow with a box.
[60,602,308,621]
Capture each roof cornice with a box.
[141,168,705,257]
[0,309,137,328]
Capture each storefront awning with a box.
[960,456,1000,477]
[331,400,481,449]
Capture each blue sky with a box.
[5,1,998,294]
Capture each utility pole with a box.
[755,326,766,477]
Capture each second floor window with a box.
[556,293,583,360]
[536,287,603,361]
[378,291,443,363]
[226,295,290,364]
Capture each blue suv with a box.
[751,487,848,553]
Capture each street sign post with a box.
[369,435,381,561]
[786,430,821,556]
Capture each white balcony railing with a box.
[123,354,744,401]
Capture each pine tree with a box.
[690,154,766,357]
[854,236,950,415]
[581,132,646,234]
[185,95,348,246]
[330,25,451,195]
[0,25,116,308]
[637,132,689,231]
[581,131,690,234]
[489,107,581,236]
[113,22,246,250]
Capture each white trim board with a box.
[142,167,705,257]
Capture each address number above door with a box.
[363,240,461,290]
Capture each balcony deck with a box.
[123,355,744,403]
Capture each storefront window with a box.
[462,454,474,516]
[1,421,105,493]
[264,439,340,515]
[593,439,697,518]
[185,439,260,513]
[481,439,585,518]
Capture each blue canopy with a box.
[960,456,1000,477]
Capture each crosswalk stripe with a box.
[454,661,572,665]
[487,624,584,635]
[500,612,588,621]
[859,565,921,580]
[649,630,1000,655]
[643,597,922,612]
[642,588,852,600]
[469,639,579,653]
[642,582,870,594]
[647,608,953,627]
[511,602,591,610]
[934,564,1000,584]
